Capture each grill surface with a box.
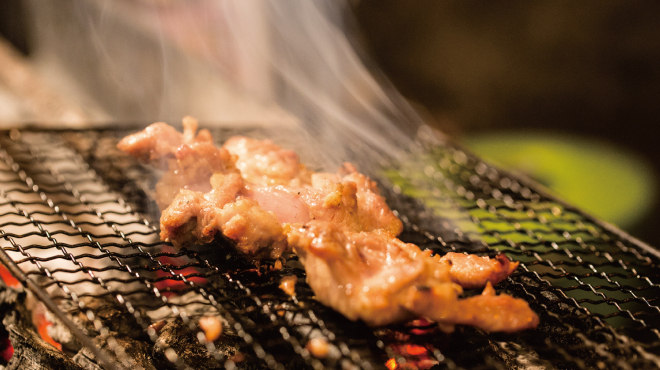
[0,127,658,370]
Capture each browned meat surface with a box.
[117,122,184,165]
[243,164,402,235]
[224,136,312,186]
[118,117,235,209]
[118,120,539,332]
[160,173,287,259]
[338,163,403,236]
[225,136,401,234]
[117,116,213,167]
[288,221,539,332]
[440,252,518,289]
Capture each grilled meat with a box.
[118,118,401,258]
[287,221,538,332]
[159,173,288,259]
[117,116,235,209]
[118,119,539,332]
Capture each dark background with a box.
[1,0,658,245]
[351,0,660,245]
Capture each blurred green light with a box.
[464,131,658,230]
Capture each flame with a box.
[36,321,61,351]
[0,265,19,288]
[385,358,398,370]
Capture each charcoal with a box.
[152,319,224,369]
[147,291,216,322]
[0,282,83,370]
[0,283,18,364]
[71,348,100,370]
[151,319,269,370]
[0,283,28,333]
[0,285,20,316]
[68,297,147,340]
[46,296,147,357]
[72,332,156,370]
[45,313,82,355]
[4,325,84,370]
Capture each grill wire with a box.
[0,127,658,369]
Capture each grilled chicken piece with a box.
[225,136,402,235]
[119,119,400,258]
[119,120,539,333]
[160,169,396,258]
[288,221,539,332]
[117,116,214,168]
[118,117,236,209]
[159,173,288,259]
[240,165,402,235]
[337,163,403,236]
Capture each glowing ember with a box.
[386,358,398,370]
[406,344,427,356]
[154,246,208,297]
[0,265,19,360]
[0,265,19,288]
[408,319,436,335]
[32,304,61,351]
[154,267,208,297]
[0,337,12,362]
[383,325,439,370]
[231,352,245,363]
[386,343,439,370]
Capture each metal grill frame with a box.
[0,126,656,370]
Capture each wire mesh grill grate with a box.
[0,127,657,370]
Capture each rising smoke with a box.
[29,0,429,169]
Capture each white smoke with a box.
[28,0,429,168]
[217,0,424,164]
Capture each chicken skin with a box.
[118,119,539,332]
